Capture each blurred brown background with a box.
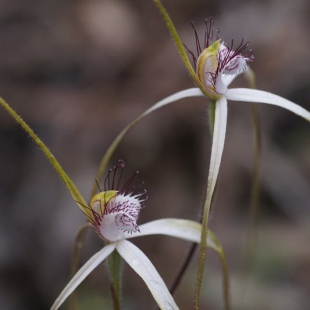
[0,0,310,309]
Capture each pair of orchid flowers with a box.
[1,1,310,309]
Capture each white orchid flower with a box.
[51,160,223,310]
[168,19,310,223]
[154,3,310,307]
[0,99,228,309]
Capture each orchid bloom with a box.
[0,99,228,309]
[154,18,310,224]
[51,160,224,310]
[150,15,310,203]
[152,3,310,306]
[140,18,310,235]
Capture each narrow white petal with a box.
[226,88,310,121]
[50,244,116,310]
[209,96,228,199]
[125,218,219,252]
[144,88,204,115]
[195,98,228,306]
[116,240,179,310]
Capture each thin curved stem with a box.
[238,69,262,304]
[154,242,198,310]
[246,69,261,252]
[244,102,261,263]
[90,88,203,198]
[245,68,261,260]
[169,243,198,295]
[218,247,231,310]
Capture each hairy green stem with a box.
[152,0,215,101]
[108,251,122,310]
[194,99,217,309]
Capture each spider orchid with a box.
[50,160,226,310]
[150,0,310,307]
[0,97,229,309]
[148,16,310,232]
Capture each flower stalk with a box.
[108,251,122,310]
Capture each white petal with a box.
[208,96,228,200]
[195,98,228,305]
[50,244,116,310]
[116,240,179,310]
[226,88,310,121]
[125,218,219,252]
[145,88,204,115]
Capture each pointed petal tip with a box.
[226,88,310,122]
